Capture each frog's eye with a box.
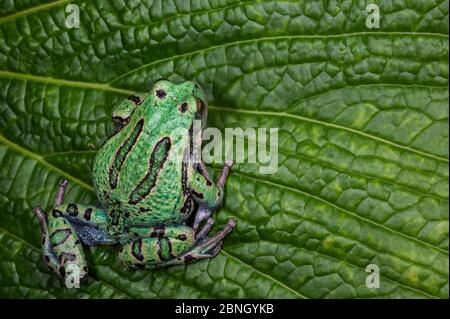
[156,89,166,99]
[179,102,188,113]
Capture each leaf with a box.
[0,0,448,298]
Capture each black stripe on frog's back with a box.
[128,137,171,205]
[109,119,144,189]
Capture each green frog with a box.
[33,79,235,282]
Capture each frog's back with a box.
[92,109,191,226]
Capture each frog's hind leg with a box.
[33,180,112,282]
[33,206,88,281]
[121,220,236,268]
[119,225,196,268]
[191,160,233,232]
[33,207,61,275]
[54,179,68,206]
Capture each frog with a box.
[33,79,236,282]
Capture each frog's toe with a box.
[224,159,233,167]
[54,179,69,206]
[192,206,212,232]
[195,217,214,242]
[206,240,223,257]
[192,218,236,256]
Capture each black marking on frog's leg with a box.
[131,239,144,262]
[184,254,195,263]
[109,119,144,189]
[191,190,204,199]
[156,89,166,99]
[167,239,175,258]
[83,208,92,221]
[157,238,174,261]
[150,225,165,238]
[128,137,171,204]
[109,208,120,226]
[181,162,189,196]
[188,122,194,155]
[50,228,72,247]
[157,239,164,261]
[180,197,194,216]
[52,209,63,218]
[127,95,141,105]
[66,203,78,217]
[58,252,76,264]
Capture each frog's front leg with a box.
[33,180,112,281]
[112,93,147,130]
[189,160,233,232]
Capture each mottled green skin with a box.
[33,80,235,282]
[93,80,219,232]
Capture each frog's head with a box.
[150,79,208,129]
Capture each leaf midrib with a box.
[0,0,69,24]
[0,70,447,163]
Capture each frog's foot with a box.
[157,218,236,268]
[192,160,233,231]
[33,206,88,282]
[195,217,214,241]
[33,207,60,272]
[192,205,212,232]
[176,218,236,264]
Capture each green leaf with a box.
[0,0,448,298]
